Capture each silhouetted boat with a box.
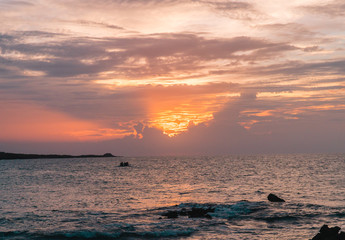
[119,162,130,167]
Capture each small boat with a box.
[119,162,130,167]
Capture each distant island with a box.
[0,152,116,160]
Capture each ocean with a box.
[1,154,345,239]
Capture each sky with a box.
[1,0,345,156]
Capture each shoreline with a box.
[0,152,117,160]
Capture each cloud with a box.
[253,59,345,77]
[301,0,345,17]
[199,1,260,20]
[303,46,322,52]
[1,0,345,155]
[258,23,320,42]
[142,89,345,155]
[0,0,34,7]
[7,87,344,156]
[74,0,183,5]
[210,58,345,80]
[1,27,343,146]
[3,94,345,156]
[0,31,299,79]
[0,33,15,42]
[73,20,125,30]
[0,71,242,139]
[203,1,253,11]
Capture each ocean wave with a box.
[0,229,195,240]
[0,231,118,240]
[327,212,345,218]
[2,201,341,239]
[157,201,268,221]
[157,200,335,225]
[127,229,195,238]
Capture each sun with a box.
[149,110,214,137]
[146,92,229,137]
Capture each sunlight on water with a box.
[1,154,345,239]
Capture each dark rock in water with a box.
[162,211,179,219]
[188,207,209,218]
[339,232,345,239]
[161,206,214,219]
[187,207,214,219]
[311,225,345,240]
[267,193,285,202]
[179,208,188,216]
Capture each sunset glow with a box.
[1,0,345,155]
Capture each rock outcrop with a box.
[311,225,345,240]
[267,193,285,202]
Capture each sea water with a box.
[1,154,345,239]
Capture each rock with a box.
[162,211,179,219]
[339,232,345,239]
[188,207,208,218]
[187,207,214,219]
[179,208,188,216]
[267,193,285,202]
[161,206,214,219]
[311,225,345,240]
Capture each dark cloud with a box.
[59,0,185,8]
[222,59,345,78]
[204,1,252,11]
[199,1,260,20]
[14,30,67,38]
[0,0,34,7]
[0,66,15,78]
[301,0,345,17]
[271,59,345,76]
[0,31,298,78]
[135,82,239,97]
[76,21,125,30]
[0,33,15,43]
[311,77,345,84]
[22,59,108,77]
[115,0,181,5]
